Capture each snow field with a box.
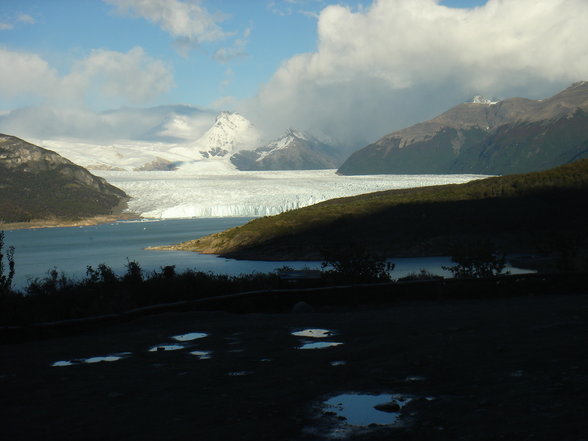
[97,169,489,219]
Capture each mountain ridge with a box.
[230,128,343,170]
[339,81,588,175]
[0,134,128,223]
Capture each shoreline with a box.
[0,212,142,231]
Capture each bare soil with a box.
[1,292,588,441]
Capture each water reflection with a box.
[52,352,132,367]
[291,328,335,338]
[299,342,343,350]
[172,332,208,342]
[190,350,212,360]
[323,393,412,426]
[148,344,184,352]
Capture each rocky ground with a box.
[1,292,587,440]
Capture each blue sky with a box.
[1,0,487,109]
[1,0,587,146]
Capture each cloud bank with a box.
[0,104,217,143]
[0,46,173,109]
[242,0,588,149]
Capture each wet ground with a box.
[1,293,588,440]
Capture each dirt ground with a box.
[1,292,588,441]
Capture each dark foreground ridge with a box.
[1,287,587,441]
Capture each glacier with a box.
[96,169,490,219]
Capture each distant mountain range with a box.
[0,135,128,223]
[34,111,344,172]
[230,129,343,171]
[338,81,588,175]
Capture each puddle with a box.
[323,393,411,426]
[172,332,208,342]
[330,361,347,366]
[299,341,343,350]
[52,360,76,367]
[292,328,335,338]
[148,344,184,352]
[227,371,253,376]
[52,352,132,367]
[405,375,426,382]
[85,353,132,364]
[190,350,213,360]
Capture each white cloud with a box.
[0,48,60,99]
[64,47,174,105]
[0,47,174,108]
[243,0,588,148]
[0,105,217,143]
[105,0,230,54]
[17,13,36,25]
[213,38,248,63]
[0,12,36,30]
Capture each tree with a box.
[321,243,394,283]
[0,231,15,294]
[443,240,506,278]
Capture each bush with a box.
[321,243,394,283]
[443,240,506,278]
[398,269,444,281]
[0,231,15,294]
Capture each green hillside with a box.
[166,159,588,260]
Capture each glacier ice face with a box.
[96,169,489,219]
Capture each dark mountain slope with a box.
[0,134,128,223]
[338,81,588,175]
[165,159,588,260]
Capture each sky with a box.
[1,0,588,149]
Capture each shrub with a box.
[0,231,15,294]
[443,240,506,278]
[321,243,394,283]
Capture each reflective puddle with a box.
[292,328,335,338]
[172,332,208,342]
[52,360,75,367]
[52,352,132,367]
[299,341,343,350]
[323,393,411,426]
[405,375,426,382]
[227,371,253,376]
[85,354,131,364]
[330,360,347,366]
[190,350,213,360]
[148,344,184,352]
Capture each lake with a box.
[2,218,528,291]
[2,218,465,290]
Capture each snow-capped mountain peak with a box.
[263,128,309,154]
[471,95,500,105]
[195,112,262,157]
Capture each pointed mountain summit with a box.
[195,112,262,159]
[338,81,588,175]
[231,129,343,170]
